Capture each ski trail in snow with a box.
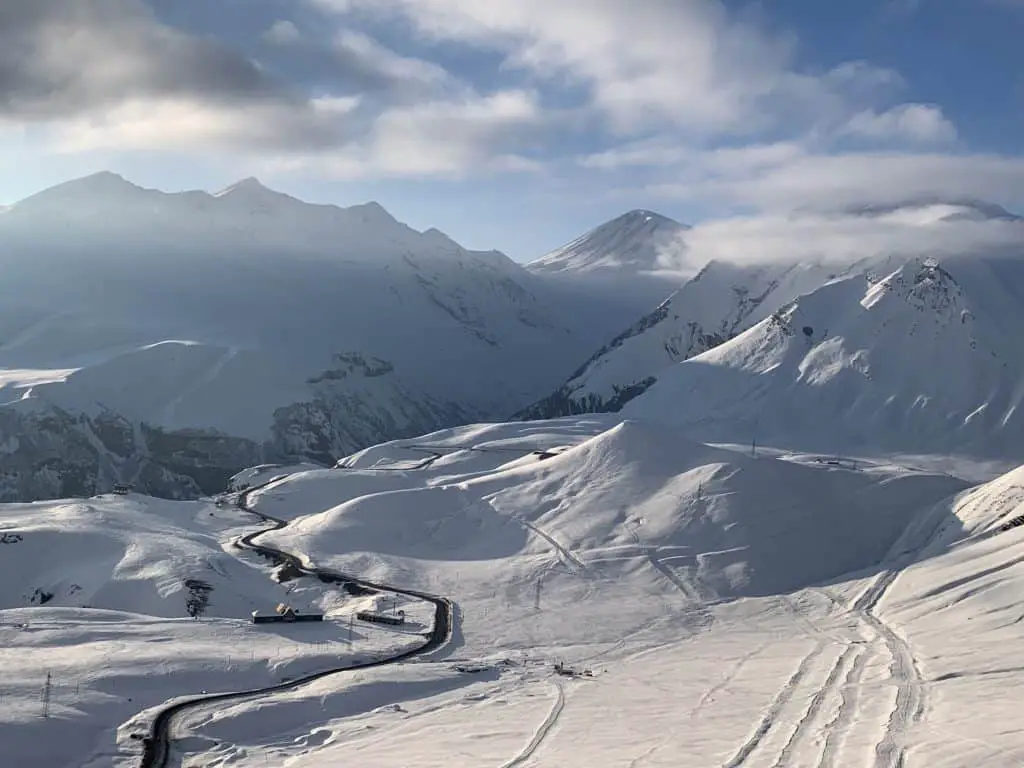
[499,680,565,768]
[857,572,926,768]
[816,646,871,768]
[690,641,771,717]
[511,513,587,574]
[844,497,953,768]
[722,641,828,768]
[769,644,858,768]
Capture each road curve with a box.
[138,475,454,768]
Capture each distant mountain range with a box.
[0,173,629,500]
[0,177,1021,500]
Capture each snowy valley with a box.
[1,177,1024,768]
[2,417,1023,767]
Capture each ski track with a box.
[816,646,871,768]
[499,680,566,768]
[721,641,829,768]
[849,498,956,768]
[511,513,588,575]
[858,572,925,768]
[721,497,949,768]
[691,641,772,717]
[770,644,858,768]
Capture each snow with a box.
[1,179,1023,765]
[0,174,594,446]
[0,494,433,768]
[528,210,689,277]
[625,254,1024,464]
[1,414,1023,766]
[526,209,694,324]
[522,258,854,418]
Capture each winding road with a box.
[136,474,454,768]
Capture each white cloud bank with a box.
[0,0,1021,220]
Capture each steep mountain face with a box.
[625,253,1024,460]
[526,209,693,328]
[0,173,588,500]
[518,259,854,419]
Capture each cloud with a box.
[679,207,1024,270]
[707,151,1024,211]
[1,0,1020,199]
[329,30,452,95]
[50,95,361,153]
[0,0,286,120]
[842,103,957,143]
[264,20,303,45]
[0,0,552,177]
[312,0,900,136]
[308,89,549,178]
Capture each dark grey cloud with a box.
[0,0,448,151]
[0,0,292,118]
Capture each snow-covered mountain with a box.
[5,414,1024,766]
[525,209,693,325]
[626,253,1024,461]
[0,173,593,500]
[519,258,856,419]
[528,209,689,276]
[3,415,998,767]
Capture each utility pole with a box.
[42,671,51,719]
[348,613,354,643]
[534,577,543,611]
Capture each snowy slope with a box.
[527,210,689,277]
[519,258,851,418]
[6,416,1024,768]
[175,418,980,768]
[625,254,1024,461]
[0,492,433,768]
[855,465,1024,767]
[525,209,693,324]
[0,173,595,499]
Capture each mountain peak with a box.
[10,171,147,212]
[617,209,680,225]
[214,177,274,198]
[527,208,689,277]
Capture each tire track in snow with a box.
[849,497,954,768]
[721,641,828,768]
[816,646,871,768]
[858,576,925,768]
[499,680,565,768]
[769,645,858,768]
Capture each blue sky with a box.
[1,0,1023,260]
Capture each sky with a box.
[1,0,1023,261]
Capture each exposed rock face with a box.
[0,352,474,502]
[269,353,475,466]
[0,399,273,501]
